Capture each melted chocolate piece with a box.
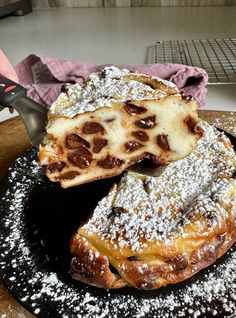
[124,141,143,152]
[47,161,66,173]
[82,122,104,134]
[184,116,204,136]
[68,147,92,169]
[58,171,80,180]
[97,155,123,169]
[66,134,90,149]
[135,116,156,129]
[93,138,108,153]
[124,102,147,116]
[132,130,149,142]
[156,134,170,151]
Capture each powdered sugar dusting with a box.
[49,66,173,120]
[211,112,236,136]
[0,133,236,317]
[83,123,236,251]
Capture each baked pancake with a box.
[38,66,203,188]
[70,123,236,289]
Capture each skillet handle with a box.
[0,75,27,107]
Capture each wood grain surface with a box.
[0,110,235,318]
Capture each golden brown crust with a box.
[70,234,127,289]
[70,224,236,290]
[121,231,236,290]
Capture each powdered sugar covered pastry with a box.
[39,66,203,188]
[70,123,236,289]
[48,66,177,119]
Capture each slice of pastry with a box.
[70,123,236,289]
[38,66,203,188]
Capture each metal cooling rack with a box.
[155,39,236,84]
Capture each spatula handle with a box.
[0,75,27,107]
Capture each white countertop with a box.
[0,6,236,121]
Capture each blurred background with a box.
[0,0,236,120]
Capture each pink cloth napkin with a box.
[16,54,208,108]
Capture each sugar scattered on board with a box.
[211,112,236,136]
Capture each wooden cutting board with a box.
[0,110,235,318]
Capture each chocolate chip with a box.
[156,134,170,151]
[93,138,108,153]
[109,206,127,218]
[135,116,156,129]
[143,180,150,194]
[47,161,66,173]
[97,155,123,169]
[124,102,147,115]
[180,92,193,102]
[100,70,106,78]
[61,84,68,93]
[124,141,143,152]
[58,171,80,180]
[112,207,127,215]
[66,133,90,149]
[127,256,140,262]
[131,130,149,142]
[68,147,92,169]
[82,122,104,134]
[184,116,204,136]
